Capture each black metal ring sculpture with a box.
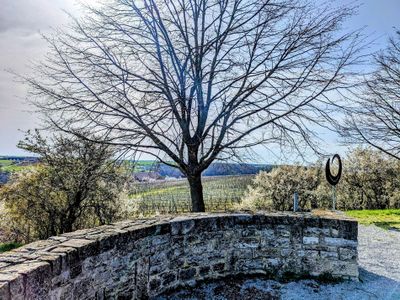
[325,154,342,186]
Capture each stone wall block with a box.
[339,221,358,240]
[273,237,291,248]
[179,267,196,281]
[135,257,149,299]
[194,217,219,232]
[0,282,10,300]
[161,271,176,286]
[59,239,100,260]
[233,214,254,225]
[20,261,52,299]
[330,228,339,237]
[320,251,339,260]
[154,223,171,236]
[320,218,339,231]
[0,273,22,300]
[36,252,64,276]
[276,225,291,238]
[338,247,358,261]
[303,236,319,245]
[87,232,117,253]
[303,216,321,228]
[303,227,329,237]
[323,237,357,248]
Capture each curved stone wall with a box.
[0,212,358,299]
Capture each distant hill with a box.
[203,163,272,176]
[0,156,38,163]
[0,156,273,184]
[137,161,273,178]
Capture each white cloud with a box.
[0,0,85,155]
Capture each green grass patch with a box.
[345,209,400,230]
[0,242,23,253]
[0,160,13,166]
[1,165,26,172]
[0,159,29,172]
[130,186,187,199]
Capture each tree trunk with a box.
[63,219,74,234]
[188,174,205,212]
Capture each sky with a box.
[0,0,399,163]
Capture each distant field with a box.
[345,209,400,230]
[127,175,254,216]
[0,159,28,172]
[126,160,162,172]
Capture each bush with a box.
[337,148,400,210]
[239,148,400,211]
[239,165,325,211]
[0,132,129,243]
[0,242,23,253]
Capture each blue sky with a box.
[0,0,399,163]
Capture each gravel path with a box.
[157,225,400,300]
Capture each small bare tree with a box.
[342,31,400,160]
[0,131,127,241]
[26,0,361,212]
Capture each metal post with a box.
[332,186,336,211]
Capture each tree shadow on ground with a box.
[156,268,400,300]
[369,222,400,231]
[353,268,400,300]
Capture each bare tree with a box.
[342,31,400,160]
[26,0,361,212]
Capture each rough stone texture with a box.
[157,225,400,300]
[0,212,358,299]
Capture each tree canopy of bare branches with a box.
[342,31,400,160]
[27,0,361,211]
